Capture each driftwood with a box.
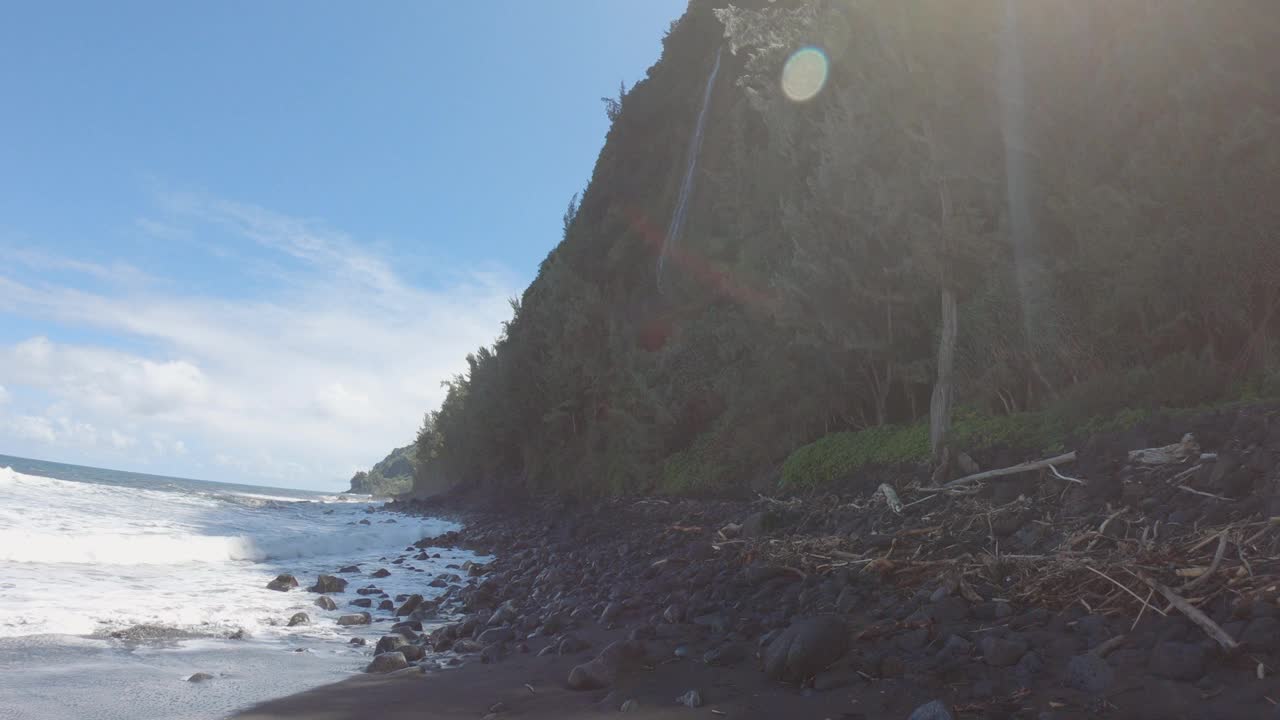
[942,451,1078,489]
[878,483,904,514]
[1136,570,1240,652]
[1129,433,1200,465]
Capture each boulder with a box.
[351,598,373,608]
[371,568,391,578]
[365,652,409,674]
[337,612,371,626]
[309,574,348,593]
[338,565,361,573]
[186,672,215,683]
[396,594,424,617]
[402,644,426,662]
[314,596,337,611]
[376,635,408,655]
[266,574,299,592]
[478,627,515,645]
[287,612,310,627]
[762,616,849,682]
[378,599,394,611]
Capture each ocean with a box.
[0,455,477,719]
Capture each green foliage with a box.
[781,424,929,489]
[348,444,416,497]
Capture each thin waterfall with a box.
[657,47,723,293]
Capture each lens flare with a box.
[781,47,828,103]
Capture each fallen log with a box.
[1136,570,1240,652]
[941,451,1078,489]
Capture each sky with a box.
[0,0,689,489]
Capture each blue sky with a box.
[0,1,689,489]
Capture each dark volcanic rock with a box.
[314,595,337,611]
[371,568,391,578]
[1150,641,1205,681]
[704,643,748,667]
[980,636,1029,667]
[396,594,424,617]
[1066,653,1114,694]
[309,574,347,593]
[186,672,215,683]
[338,565,360,573]
[286,612,310,627]
[337,612,371,626]
[375,635,407,655]
[351,598,373,608]
[266,574,299,592]
[762,616,849,682]
[478,627,515,645]
[365,651,408,673]
[378,599,394,611]
[567,640,645,691]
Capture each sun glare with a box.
[781,46,828,102]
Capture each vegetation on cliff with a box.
[348,445,415,497]
[409,0,1280,497]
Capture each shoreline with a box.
[235,408,1280,719]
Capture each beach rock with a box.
[378,599,394,611]
[309,574,347,593]
[481,642,506,664]
[186,672,215,683]
[266,574,299,592]
[397,594,424,617]
[376,635,408,655]
[1150,641,1205,681]
[365,652,408,674]
[567,640,644,691]
[568,660,613,690]
[351,598,373,608]
[401,644,425,662]
[287,612,310,627]
[1065,653,1114,694]
[676,689,703,708]
[349,637,366,646]
[313,596,337,611]
[371,568,391,578]
[980,636,1029,667]
[620,699,640,712]
[356,586,382,596]
[478,627,515,645]
[600,602,622,624]
[338,565,360,573]
[704,643,748,667]
[337,612,371,626]
[908,700,956,720]
[762,616,849,682]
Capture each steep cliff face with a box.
[411,0,1280,498]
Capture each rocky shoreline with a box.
[237,408,1280,719]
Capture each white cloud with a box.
[0,385,9,405]
[8,415,55,444]
[0,194,518,488]
[109,430,137,449]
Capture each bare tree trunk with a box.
[930,287,957,462]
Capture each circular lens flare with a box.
[781,47,829,103]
